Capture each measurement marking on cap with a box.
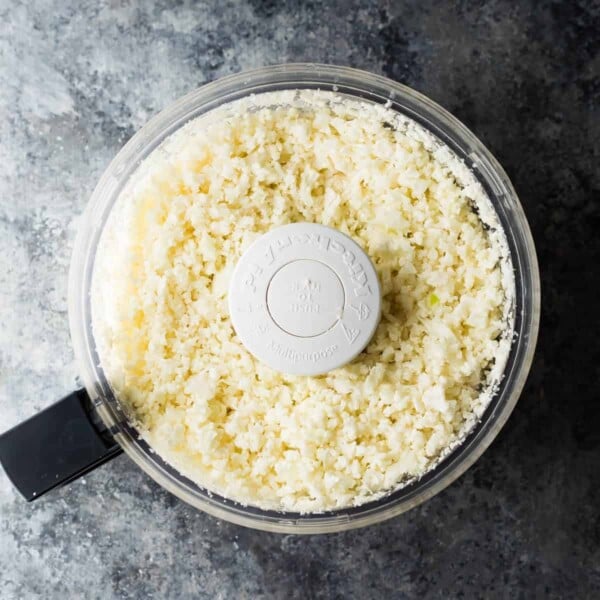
[257,232,375,298]
[341,323,360,344]
[350,303,371,321]
[242,262,264,293]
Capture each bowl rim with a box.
[68,63,541,533]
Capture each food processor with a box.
[0,64,540,533]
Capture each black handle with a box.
[0,389,122,501]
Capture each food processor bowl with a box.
[0,64,540,533]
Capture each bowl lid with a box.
[228,223,381,375]
[67,64,540,533]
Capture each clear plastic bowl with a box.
[68,64,540,533]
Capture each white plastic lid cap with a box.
[228,223,381,375]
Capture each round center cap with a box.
[267,260,345,337]
[228,223,381,376]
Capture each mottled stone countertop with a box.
[1,1,598,598]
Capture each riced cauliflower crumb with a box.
[92,90,514,512]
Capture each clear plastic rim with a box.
[68,64,541,534]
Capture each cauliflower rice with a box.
[92,90,514,512]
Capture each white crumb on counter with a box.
[91,90,514,512]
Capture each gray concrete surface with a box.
[1,0,598,598]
